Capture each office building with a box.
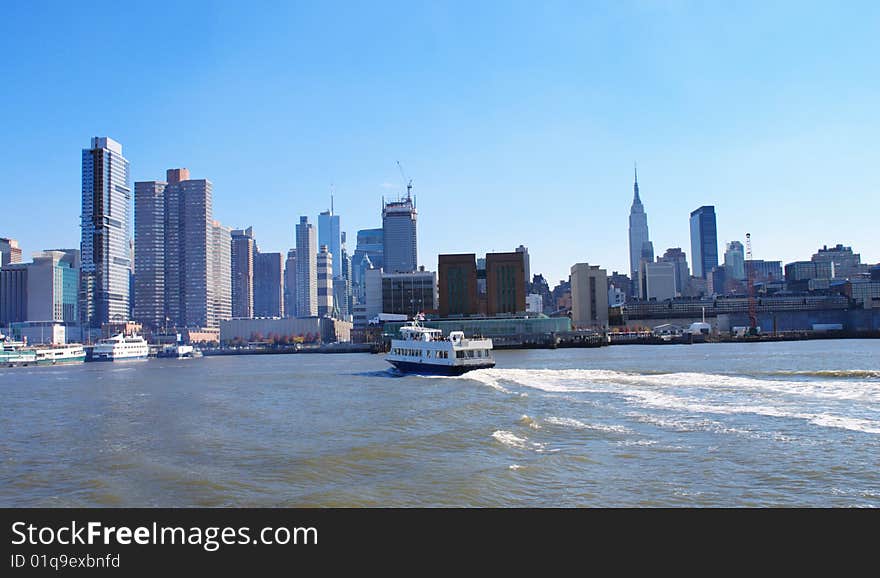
[659,248,690,296]
[570,263,609,328]
[0,238,22,266]
[318,201,342,278]
[254,251,283,318]
[639,261,676,301]
[317,245,333,317]
[724,241,745,280]
[628,166,653,294]
[811,244,865,279]
[80,137,131,328]
[295,216,317,317]
[689,205,718,279]
[382,195,417,273]
[746,260,783,284]
[381,269,437,317]
[438,253,479,317]
[284,249,296,318]
[231,227,256,318]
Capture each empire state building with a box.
[628,166,653,295]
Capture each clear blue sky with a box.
[2,1,878,284]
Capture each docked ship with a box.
[33,344,86,365]
[385,320,495,375]
[91,334,150,362]
[1,338,37,367]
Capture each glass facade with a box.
[80,137,131,327]
[689,206,718,279]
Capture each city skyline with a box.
[2,2,879,283]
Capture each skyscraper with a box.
[295,216,317,317]
[317,245,333,317]
[690,206,718,279]
[658,248,690,296]
[724,241,745,280]
[0,238,22,266]
[211,220,232,326]
[382,195,417,273]
[318,200,341,278]
[231,227,256,318]
[254,251,283,317]
[628,166,653,295]
[81,137,131,329]
[133,168,230,329]
[334,231,352,319]
[283,249,296,318]
[133,181,166,328]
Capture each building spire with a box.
[633,162,641,203]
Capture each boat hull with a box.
[388,359,495,375]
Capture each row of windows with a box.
[455,349,491,359]
[391,348,450,359]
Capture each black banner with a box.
[0,508,870,573]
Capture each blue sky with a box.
[2,1,878,284]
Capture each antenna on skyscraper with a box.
[396,160,412,200]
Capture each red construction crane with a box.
[745,233,758,334]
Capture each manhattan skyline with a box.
[2,1,878,284]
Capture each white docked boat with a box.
[386,321,495,375]
[91,333,150,361]
[157,343,200,358]
[34,344,86,365]
[1,339,37,366]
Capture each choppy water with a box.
[1,340,878,507]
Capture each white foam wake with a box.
[545,416,632,434]
[491,430,546,451]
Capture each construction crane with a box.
[396,160,413,200]
[745,233,759,335]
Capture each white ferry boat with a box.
[91,334,150,362]
[386,321,495,375]
[34,344,86,365]
[0,339,37,366]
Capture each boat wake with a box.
[471,368,880,436]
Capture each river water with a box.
[1,340,878,507]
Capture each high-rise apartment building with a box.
[211,221,232,326]
[231,227,256,318]
[628,166,653,295]
[690,205,718,279]
[133,168,230,329]
[382,195,417,273]
[81,137,131,328]
[317,245,333,317]
[295,216,317,317]
[570,263,609,328]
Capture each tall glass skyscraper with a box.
[628,166,653,295]
[81,137,131,329]
[382,195,417,274]
[318,201,341,278]
[690,206,719,279]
